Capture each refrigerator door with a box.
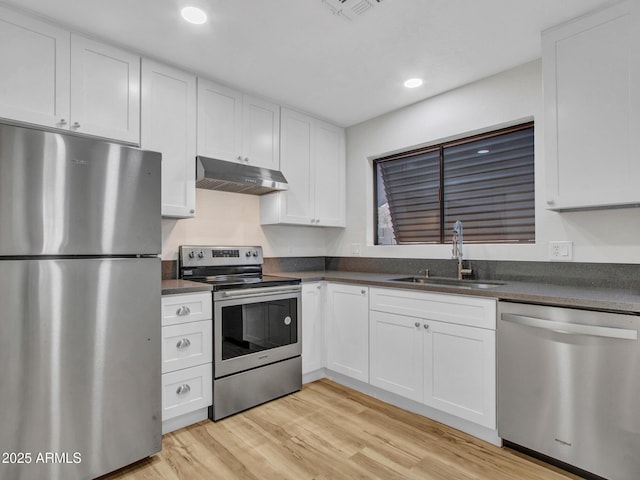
[0,123,161,256]
[0,258,161,480]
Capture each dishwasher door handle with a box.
[501,313,638,340]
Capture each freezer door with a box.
[0,123,160,255]
[0,258,161,480]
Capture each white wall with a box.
[326,59,640,264]
[161,189,328,260]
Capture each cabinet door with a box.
[424,320,496,429]
[263,108,314,225]
[369,310,423,402]
[197,79,242,162]
[314,120,345,226]
[141,60,196,218]
[325,283,369,382]
[544,1,640,210]
[70,34,140,144]
[242,94,280,170]
[302,282,324,374]
[0,5,70,128]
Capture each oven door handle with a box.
[219,285,301,299]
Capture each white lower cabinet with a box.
[302,282,325,375]
[161,292,212,434]
[369,287,496,429]
[370,310,424,403]
[161,363,212,422]
[325,283,369,383]
[423,318,495,428]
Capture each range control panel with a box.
[179,246,263,267]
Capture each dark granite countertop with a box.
[161,279,213,296]
[270,270,640,313]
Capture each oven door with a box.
[213,285,301,378]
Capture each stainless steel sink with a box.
[391,276,505,289]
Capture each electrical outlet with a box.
[549,241,573,261]
[351,243,361,256]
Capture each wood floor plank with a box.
[100,379,579,480]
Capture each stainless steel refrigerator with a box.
[0,123,162,480]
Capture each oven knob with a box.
[188,251,195,259]
[245,250,252,257]
[197,251,205,258]
[252,251,259,257]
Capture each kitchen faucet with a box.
[452,220,473,279]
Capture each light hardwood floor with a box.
[101,379,580,480]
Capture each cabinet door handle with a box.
[361,290,366,295]
[423,324,429,330]
[244,157,249,164]
[176,305,191,316]
[176,384,191,396]
[71,121,81,129]
[176,338,191,350]
[414,322,421,328]
[59,118,67,125]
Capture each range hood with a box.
[196,156,288,195]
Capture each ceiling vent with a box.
[322,0,383,21]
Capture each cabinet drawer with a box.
[162,363,212,421]
[369,287,496,330]
[162,292,211,326]
[162,320,212,374]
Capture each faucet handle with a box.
[458,262,473,279]
[418,268,430,278]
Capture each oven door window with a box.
[221,298,298,360]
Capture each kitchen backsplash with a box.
[164,256,640,291]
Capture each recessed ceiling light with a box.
[477,149,490,154]
[181,6,207,25]
[404,78,423,89]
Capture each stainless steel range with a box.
[178,246,302,420]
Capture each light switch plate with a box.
[549,241,573,261]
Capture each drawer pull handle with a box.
[424,324,429,330]
[176,384,191,396]
[414,322,420,328]
[176,338,191,350]
[176,306,191,316]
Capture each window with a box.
[375,123,534,245]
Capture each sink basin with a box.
[391,276,504,289]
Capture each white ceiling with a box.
[2,0,618,127]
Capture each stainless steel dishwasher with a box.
[497,301,640,480]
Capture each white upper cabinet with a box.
[70,35,140,144]
[197,78,280,170]
[0,5,69,128]
[141,59,196,218]
[261,108,345,227]
[0,6,141,144]
[242,95,280,170]
[197,79,242,163]
[544,0,640,211]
